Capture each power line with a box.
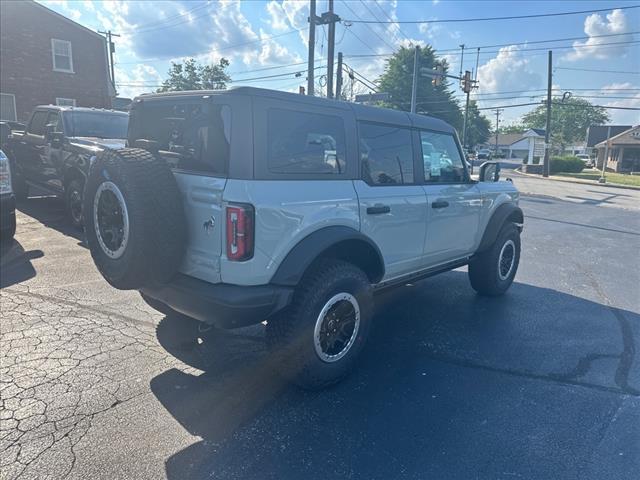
[343,5,640,24]
[555,67,640,75]
[357,0,402,47]
[339,0,396,51]
[373,0,411,42]
[119,2,211,34]
[344,38,640,58]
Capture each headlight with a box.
[0,150,12,195]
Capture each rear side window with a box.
[420,131,465,183]
[267,108,346,174]
[130,101,231,175]
[359,122,414,185]
[28,111,49,135]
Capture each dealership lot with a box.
[1,182,639,480]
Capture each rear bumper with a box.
[140,274,294,329]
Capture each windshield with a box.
[64,111,128,139]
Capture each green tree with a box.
[521,97,609,152]
[498,123,525,134]
[157,58,231,92]
[376,46,463,130]
[464,100,492,148]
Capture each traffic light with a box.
[462,70,472,93]
[432,63,445,86]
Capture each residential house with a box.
[595,125,640,173]
[585,124,632,158]
[482,129,545,160]
[0,0,114,123]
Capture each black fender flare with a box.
[476,203,524,253]
[270,226,385,286]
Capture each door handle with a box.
[367,204,391,215]
[431,200,449,209]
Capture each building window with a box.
[0,93,17,121]
[51,39,74,73]
[56,98,76,107]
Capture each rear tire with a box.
[469,223,520,296]
[12,173,28,201]
[266,259,373,390]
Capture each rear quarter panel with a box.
[221,179,360,286]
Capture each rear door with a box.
[419,130,482,266]
[18,110,49,186]
[353,121,428,280]
[129,94,245,284]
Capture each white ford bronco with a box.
[83,87,523,389]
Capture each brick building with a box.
[0,0,114,123]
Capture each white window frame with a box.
[56,98,76,107]
[51,39,74,73]
[0,93,17,121]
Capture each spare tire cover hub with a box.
[93,181,130,259]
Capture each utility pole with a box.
[98,30,120,90]
[543,50,552,178]
[335,52,343,100]
[461,71,472,150]
[410,45,419,113]
[599,125,611,183]
[458,44,465,79]
[307,0,316,96]
[494,108,503,154]
[326,0,336,98]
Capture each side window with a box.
[420,131,466,183]
[267,108,346,175]
[130,102,231,175]
[28,111,49,136]
[46,112,62,133]
[359,122,414,185]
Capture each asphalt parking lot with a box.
[1,181,639,480]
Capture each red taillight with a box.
[226,204,254,261]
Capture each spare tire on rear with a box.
[83,148,186,290]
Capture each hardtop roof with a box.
[134,86,456,134]
[35,105,128,116]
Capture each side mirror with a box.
[479,161,501,182]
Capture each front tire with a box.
[468,223,521,296]
[65,178,84,229]
[266,259,373,390]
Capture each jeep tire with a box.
[65,178,84,229]
[468,223,520,296]
[266,259,373,390]
[83,148,186,290]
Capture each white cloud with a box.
[599,82,640,124]
[476,45,541,94]
[566,9,633,61]
[43,0,81,20]
[114,63,162,98]
[266,1,289,31]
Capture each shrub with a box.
[550,155,585,174]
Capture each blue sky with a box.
[41,0,639,125]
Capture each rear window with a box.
[28,111,49,135]
[129,100,231,175]
[267,108,346,175]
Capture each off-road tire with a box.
[12,172,28,201]
[468,223,520,296]
[0,214,16,244]
[83,148,186,290]
[65,178,84,229]
[266,259,373,390]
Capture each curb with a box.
[509,169,640,191]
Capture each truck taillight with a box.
[226,204,254,261]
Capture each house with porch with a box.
[595,125,640,173]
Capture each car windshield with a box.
[65,111,128,139]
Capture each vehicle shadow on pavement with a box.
[16,196,85,245]
[0,239,43,288]
[151,271,639,480]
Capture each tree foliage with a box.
[521,97,609,150]
[376,46,463,130]
[498,123,525,134]
[157,58,231,92]
[464,100,492,148]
